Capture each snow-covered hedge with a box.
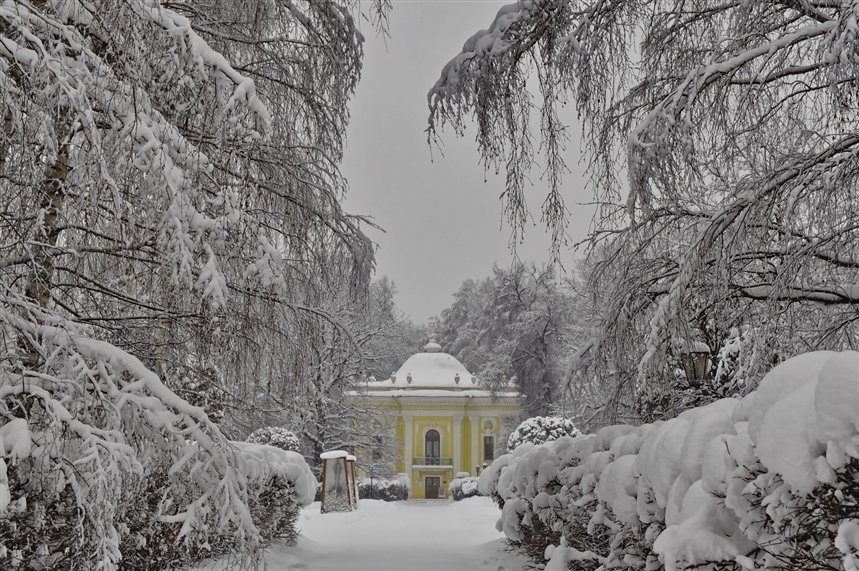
[357,474,410,502]
[119,442,316,568]
[481,351,859,571]
[246,426,301,452]
[449,474,481,501]
[234,441,318,545]
[507,416,583,452]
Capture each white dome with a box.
[392,351,473,388]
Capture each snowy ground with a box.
[199,497,528,571]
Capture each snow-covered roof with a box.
[360,338,518,399]
[367,339,476,389]
[370,389,518,399]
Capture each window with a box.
[425,429,440,465]
[483,435,495,462]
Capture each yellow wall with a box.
[353,398,520,499]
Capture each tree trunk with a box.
[0,108,11,175]
[20,120,72,368]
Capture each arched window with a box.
[425,429,440,465]
[483,435,495,463]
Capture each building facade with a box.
[351,339,520,499]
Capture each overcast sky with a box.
[341,1,594,324]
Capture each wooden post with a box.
[346,454,358,509]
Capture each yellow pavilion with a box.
[350,339,521,499]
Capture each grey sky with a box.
[342,1,594,324]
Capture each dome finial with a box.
[423,335,442,353]
[424,332,441,353]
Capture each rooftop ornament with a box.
[424,337,442,353]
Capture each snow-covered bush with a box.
[482,351,859,571]
[357,474,410,502]
[449,474,481,501]
[507,416,582,451]
[481,432,602,565]
[236,442,318,546]
[246,427,302,453]
[119,443,315,567]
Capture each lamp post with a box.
[680,340,711,386]
[369,421,383,500]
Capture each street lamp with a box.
[680,340,710,386]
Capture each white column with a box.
[468,414,479,475]
[452,415,462,474]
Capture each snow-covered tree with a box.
[428,0,859,417]
[507,415,582,451]
[0,1,385,567]
[220,274,415,478]
[439,262,578,416]
[246,427,301,452]
[358,277,426,382]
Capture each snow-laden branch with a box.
[134,0,272,134]
[429,0,859,411]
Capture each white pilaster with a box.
[468,413,479,475]
[452,415,462,474]
[403,413,413,471]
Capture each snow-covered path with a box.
[208,497,527,571]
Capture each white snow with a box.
[747,350,834,441]
[755,380,821,492]
[0,418,32,462]
[195,497,527,571]
[837,520,859,571]
[816,351,859,446]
